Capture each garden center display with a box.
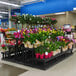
[0,14,74,70]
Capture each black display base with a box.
[2,49,73,70]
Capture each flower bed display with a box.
[1,27,74,59]
[0,14,74,70]
[8,27,73,60]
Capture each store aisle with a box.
[20,51,76,76]
[0,63,27,76]
[0,50,76,76]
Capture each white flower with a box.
[29,18,32,21]
[18,21,20,23]
[48,36,51,38]
[37,21,39,23]
[23,14,26,17]
[45,52,48,55]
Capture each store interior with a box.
[0,0,76,76]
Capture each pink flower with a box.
[15,35,18,38]
[14,32,17,35]
[51,18,56,21]
[43,28,47,31]
[34,28,37,31]
[26,30,30,34]
[21,35,24,38]
[40,16,45,18]
[12,15,17,17]
[58,36,63,40]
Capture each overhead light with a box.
[0,11,8,14]
[0,15,3,18]
[21,0,44,4]
[73,8,76,10]
[0,1,20,7]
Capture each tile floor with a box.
[0,63,27,76]
[0,49,76,76]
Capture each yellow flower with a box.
[30,29,32,31]
[23,32,25,34]
[63,39,65,41]
[39,31,41,34]
[39,28,41,31]
[43,30,45,33]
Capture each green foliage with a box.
[37,31,50,42]
[35,46,46,54]
[2,46,7,50]
[10,15,19,24]
[23,33,38,44]
[51,19,57,25]
[10,14,57,26]
[50,30,64,40]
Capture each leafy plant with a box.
[1,44,7,50]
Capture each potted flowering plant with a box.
[47,49,53,58]
[38,46,45,59]
[35,47,40,59]
[61,41,68,52]
[1,44,7,52]
[39,49,44,59]
[68,42,73,49]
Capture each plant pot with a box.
[56,49,61,53]
[48,51,53,58]
[40,54,44,59]
[53,51,58,56]
[34,44,37,48]
[45,55,48,59]
[35,53,40,59]
[62,46,68,52]
[24,44,28,48]
[28,45,33,48]
[68,43,72,49]
[1,49,5,52]
[70,42,73,45]
[68,45,72,49]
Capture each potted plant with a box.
[1,44,7,52]
[39,46,45,59]
[68,42,73,49]
[45,51,49,59]
[35,47,40,59]
[62,41,68,52]
[48,50,53,58]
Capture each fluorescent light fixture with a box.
[54,12,65,15]
[0,1,20,7]
[0,11,8,14]
[21,0,44,4]
[0,15,3,18]
[73,8,76,10]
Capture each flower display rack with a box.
[1,45,73,70]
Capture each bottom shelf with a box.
[2,49,73,70]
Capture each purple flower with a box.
[26,30,30,34]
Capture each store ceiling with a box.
[0,0,21,10]
[0,0,21,18]
[0,0,41,18]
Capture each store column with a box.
[9,8,11,28]
[66,11,69,24]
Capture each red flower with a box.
[1,44,5,47]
